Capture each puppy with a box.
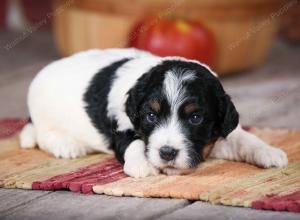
[20,48,288,177]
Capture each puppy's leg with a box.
[210,125,288,168]
[124,140,159,177]
[37,130,92,159]
[20,123,36,148]
[113,130,159,177]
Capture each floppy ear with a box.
[125,73,151,128]
[125,88,141,128]
[217,94,239,137]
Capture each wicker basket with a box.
[53,0,284,74]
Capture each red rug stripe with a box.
[32,159,117,189]
[0,119,27,139]
[70,171,127,194]
[252,190,300,212]
[32,158,128,194]
[66,165,123,190]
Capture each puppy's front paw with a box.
[124,160,159,178]
[123,139,159,178]
[254,146,288,168]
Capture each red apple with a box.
[22,0,53,28]
[128,18,216,67]
[0,0,6,28]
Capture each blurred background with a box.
[0,0,299,128]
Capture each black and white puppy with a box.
[20,48,288,177]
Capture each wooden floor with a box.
[0,31,300,219]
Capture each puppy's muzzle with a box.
[159,146,178,161]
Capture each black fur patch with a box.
[84,58,139,163]
[84,58,131,138]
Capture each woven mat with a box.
[0,119,299,213]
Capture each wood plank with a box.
[0,189,51,214]
[158,201,300,220]
[1,191,189,220]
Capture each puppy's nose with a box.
[159,146,178,161]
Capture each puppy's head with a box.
[126,60,239,173]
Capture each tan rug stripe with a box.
[0,135,52,182]
[0,134,20,153]
[145,161,260,200]
[201,162,300,207]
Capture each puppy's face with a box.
[126,60,238,173]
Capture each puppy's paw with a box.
[124,139,159,178]
[20,123,36,148]
[124,160,159,178]
[253,146,288,168]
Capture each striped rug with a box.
[0,119,299,213]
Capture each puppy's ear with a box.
[125,74,150,128]
[209,78,239,138]
[217,94,239,137]
[125,88,140,128]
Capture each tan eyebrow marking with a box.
[184,103,199,114]
[149,100,161,112]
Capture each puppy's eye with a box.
[146,112,157,123]
[188,114,203,125]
